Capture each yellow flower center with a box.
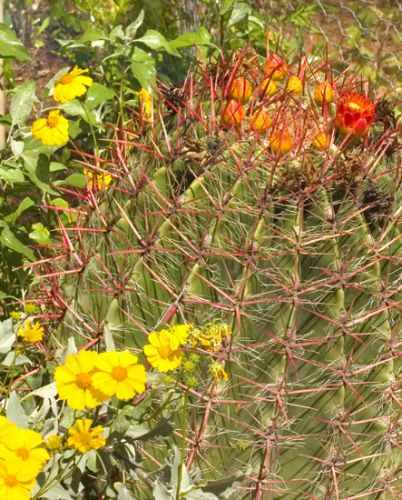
[111,366,127,381]
[75,372,92,389]
[159,344,174,358]
[348,102,361,111]
[47,114,60,128]
[77,431,92,446]
[16,447,30,460]
[4,474,18,487]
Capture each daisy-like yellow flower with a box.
[143,329,184,372]
[209,361,229,382]
[53,66,93,103]
[45,435,63,452]
[0,417,18,445]
[92,351,146,400]
[0,453,37,500]
[85,168,113,191]
[2,429,49,474]
[31,110,69,147]
[138,88,153,123]
[54,350,108,410]
[17,320,44,343]
[169,324,193,345]
[24,303,38,315]
[67,419,105,454]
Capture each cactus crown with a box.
[33,47,400,498]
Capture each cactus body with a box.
[34,52,400,498]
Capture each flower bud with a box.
[269,130,293,155]
[259,77,278,97]
[262,54,288,80]
[250,109,271,132]
[228,77,253,103]
[221,99,245,127]
[286,75,303,94]
[314,81,334,103]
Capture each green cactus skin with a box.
[35,54,401,498]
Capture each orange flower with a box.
[335,93,376,136]
[221,100,245,127]
[228,77,252,103]
[262,54,288,80]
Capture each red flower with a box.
[335,93,376,136]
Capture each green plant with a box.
[27,45,401,498]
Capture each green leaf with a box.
[29,222,51,244]
[170,29,212,49]
[0,226,35,260]
[220,0,235,15]
[131,47,156,90]
[10,139,24,158]
[126,10,144,39]
[0,23,31,60]
[21,143,58,194]
[0,165,25,184]
[7,391,28,428]
[85,83,115,109]
[60,100,97,125]
[136,29,179,56]
[228,2,250,25]
[4,196,34,223]
[10,80,36,127]
[0,318,16,354]
[39,483,73,500]
[64,173,87,188]
[77,26,108,44]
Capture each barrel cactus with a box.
[32,47,400,498]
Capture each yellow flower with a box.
[138,88,153,123]
[312,131,329,150]
[143,330,183,372]
[286,75,303,94]
[269,129,293,155]
[54,350,108,410]
[24,303,38,315]
[209,361,229,382]
[86,168,113,191]
[17,320,44,343]
[197,322,232,352]
[0,417,18,445]
[169,324,193,345]
[31,110,69,147]
[10,311,21,321]
[0,453,37,500]
[46,435,63,452]
[92,351,146,400]
[67,419,105,454]
[53,66,93,103]
[314,81,334,104]
[2,429,49,474]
